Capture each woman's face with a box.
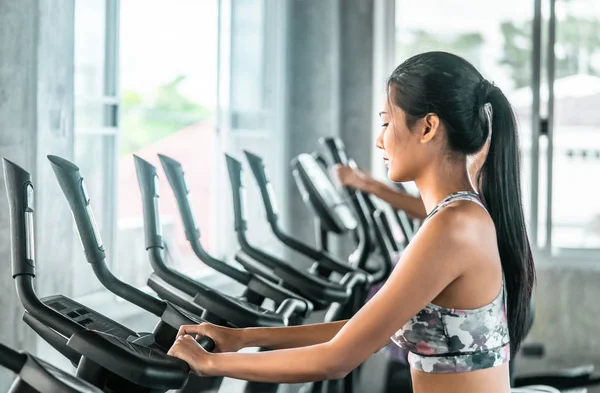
[375,95,426,183]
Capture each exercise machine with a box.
[48,155,224,392]
[3,158,214,393]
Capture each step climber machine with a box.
[3,158,215,393]
[47,155,222,393]
[0,341,103,393]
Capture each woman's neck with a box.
[415,159,475,215]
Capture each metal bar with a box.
[212,0,233,255]
[370,0,396,177]
[530,0,543,247]
[103,0,120,275]
[544,0,556,251]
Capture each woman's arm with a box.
[363,180,426,220]
[333,165,426,220]
[242,320,349,350]
[177,320,350,353]
[169,208,476,383]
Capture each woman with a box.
[168,51,535,393]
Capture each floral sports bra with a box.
[390,191,510,373]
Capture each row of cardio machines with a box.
[1,136,598,393]
[1,136,381,393]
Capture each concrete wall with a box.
[0,0,74,390]
[283,0,375,257]
[339,0,375,168]
[518,260,600,384]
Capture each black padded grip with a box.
[48,155,106,264]
[243,150,278,223]
[158,154,251,285]
[224,154,247,232]
[158,154,200,242]
[2,158,36,277]
[133,155,164,249]
[196,336,216,352]
[320,137,349,165]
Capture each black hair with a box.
[387,51,535,355]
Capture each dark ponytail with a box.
[478,85,535,355]
[388,51,535,355]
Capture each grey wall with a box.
[518,261,600,383]
[339,0,375,168]
[283,0,375,254]
[0,0,74,390]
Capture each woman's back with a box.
[392,193,511,392]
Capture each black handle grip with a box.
[157,154,200,243]
[312,152,329,171]
[243,150,279,223]
[320,137,357,200]
[377,207,400,252]
[320,137,349,165]
[224,154,247,232]
[48,155,106,264]
[50,158,167,316]
[2,159,36,277]
[159,153,251,285]
[196,336,216,352]
[133,155,164,249]
[0,342,27,373]
[370,210,394,284]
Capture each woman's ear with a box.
[420,113,440,144]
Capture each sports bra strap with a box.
[424,191,486,223]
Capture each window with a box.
[73,0,220,296]
[548,0,600,254]
[116,0,220,286]
[395,0,534,239]
[72,0,289,299]
[395,0,600,260]
[215,0,288,256]
[73,0,119,298]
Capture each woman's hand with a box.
[168,334,215,376]
[332,164,372,190]
[172,323,249,353]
